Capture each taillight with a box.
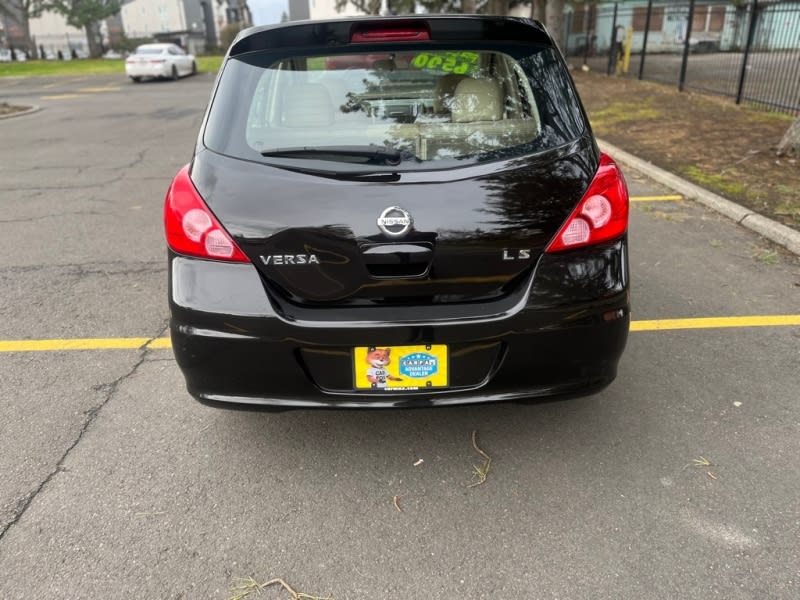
[164,165,249,262]
[350,22,430,42]
[545,154,629,253]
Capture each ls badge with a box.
[502,249,531,261]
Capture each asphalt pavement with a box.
[1,73,799,599]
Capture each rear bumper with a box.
[168,240,629,409]
[126,63,171,78]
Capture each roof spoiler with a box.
[229,16,551,57]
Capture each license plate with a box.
[353,345,448,391]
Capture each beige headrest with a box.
[434,74,467,113]
[451,78,504,123]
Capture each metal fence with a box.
[562,0,800,115]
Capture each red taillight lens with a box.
[351,22,430,43]
[164,165,249,262]
[545,154,629,253]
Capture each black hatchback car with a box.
[165,16,630,410]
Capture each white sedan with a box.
[125,43,196,83]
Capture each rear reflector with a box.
[351,22,430,43]
[164,165,249,263]
[545,154,629,253]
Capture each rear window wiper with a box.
[260,145,417,166]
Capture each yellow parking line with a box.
[631,315,800,331]
[630,195,684,202]
[40,94,81,100]
[78,86,121,93]
[0,338,152,352]
[1,315,799,352]
[147,338,172,349]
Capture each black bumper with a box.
[168,240,629,410]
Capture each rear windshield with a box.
[204,46,586,172]
[135,47,165,55]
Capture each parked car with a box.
[125,43,196,82]
[0,49,10,63]
[164,16,630,410]
[103,50,123,60]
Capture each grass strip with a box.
[0,56,224,78]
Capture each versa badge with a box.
[259,254,319,265]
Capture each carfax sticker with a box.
[353,345,448,390]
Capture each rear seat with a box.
[416,77,539,158]
[433,74,467,114]
[260,76,539,159]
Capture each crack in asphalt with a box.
[0,261,165,276]
[3,176,130,192]
[0,210,106,224]
[0,320,170,542]
[3,148,158,192]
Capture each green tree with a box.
[0,0,44,55]
[335,0,380,15]
[47,0,120,57]
[415,0,456,12]
[335,0,419,16]
[220,23,244,49]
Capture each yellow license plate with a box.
[353,345,448,390]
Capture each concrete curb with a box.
[598,139,800,257]
[0,105,41,120]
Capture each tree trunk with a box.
[545,0,567,53]
[84,22,102,58]
[486,0,509,15]
[530,0,545,22]
[8,10,35,55]
[776,116,800,156]
[462,0,476,14]
[23,16,34,55]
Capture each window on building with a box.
[633,6,664,32]
[709,6,726,32]
[692,6,708,32]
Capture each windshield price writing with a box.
[411,51,480,75]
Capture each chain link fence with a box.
[561,0,800,115]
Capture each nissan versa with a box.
[164,16,630,410]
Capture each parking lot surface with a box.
[1,74,799,599]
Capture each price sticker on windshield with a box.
[411,51,480,75]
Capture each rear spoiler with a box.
[229,16,552,57]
